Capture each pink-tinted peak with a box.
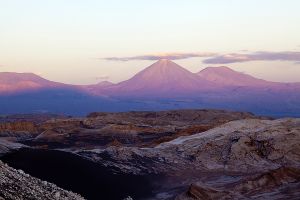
[197,66,269,86]
[0,72,66,94]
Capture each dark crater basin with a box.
[1,148,160,200]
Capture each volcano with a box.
[0,60,299,116]
[104,59,214,97]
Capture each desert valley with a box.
[0,109,300,199]
[1,1,300,199]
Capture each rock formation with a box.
[74,118,300,199]
[0,111,299,199]
[25,109,262,148]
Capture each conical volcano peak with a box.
[152,59,176,68]
[148,59,184,72]
[112,59,214,96]
[157,58,172,63]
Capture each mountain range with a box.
[0,59,299,116]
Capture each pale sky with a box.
[0,0,300,84]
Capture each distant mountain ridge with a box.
[1,61,299,95]
[88,59,300,97]
[0,60,299,116]
[99,59,215,97]
[0,72,68,94]
[197,66,270,86]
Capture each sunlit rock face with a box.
[176,167,300,200]
[76,118,300,173]
[75,118,300,199]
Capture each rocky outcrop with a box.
[0,113,67,124]
[0,121,37,132]
[86,109,260,125]
[77,118,299,173]
[0,113,69,139]
[176,167,300,200]
[0,139,26,156]
[0,160,85,200]
[0,121,38,138]
[155,118,300,173]
[74,118,300,199]
[1,109,260,154]
[27,109,263,148]
[0,120,38,155]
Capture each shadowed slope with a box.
[1,148,160,200]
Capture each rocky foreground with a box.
[0,110,299,199]
[0,160,85,200]
[76,118,300,199]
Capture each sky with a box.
[0,0,300,84]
